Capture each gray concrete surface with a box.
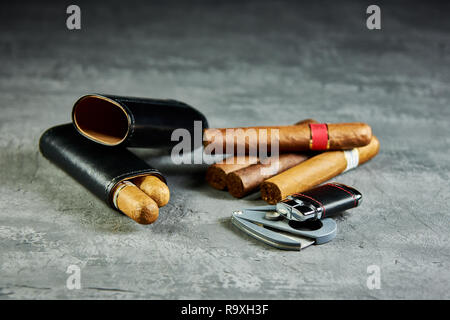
[0,0,449,299]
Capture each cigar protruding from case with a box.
[133,175,170,207]
[113,181,159,224]
[260,136,380,204]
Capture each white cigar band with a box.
[343,148,360,172]
[112,180,135,209]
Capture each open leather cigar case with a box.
[39,94,209,223]
[72,94,209,148]
[39,124,165,211]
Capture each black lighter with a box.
[275,183,362,222]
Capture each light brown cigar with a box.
[203,122,372,153]
[205,119,318,190]
[206,156,259,190]
[113,181,159,224]
[260,136,380,204]
[133,175,170,207]
[226,153,310,198]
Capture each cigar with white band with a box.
[260,136,380,204]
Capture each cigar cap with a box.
[133,175,170,207]
[135,200,159,225]
[114,181,159,224]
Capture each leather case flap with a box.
[39,124,165,208]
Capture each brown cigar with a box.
[226,153,310,198]
[205,156,259,190]
[113,181,159,224]
[133,175,170,207]
[260,136,380,204]
[205,119,318,190]
[203,122,372,153]
[224,119,318,197]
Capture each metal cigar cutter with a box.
[231,183,362,251]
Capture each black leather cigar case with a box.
[71,94,208,148]
[39,124,166,209]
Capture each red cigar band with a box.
[309,123,329,150]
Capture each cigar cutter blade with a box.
[231,206,337,251]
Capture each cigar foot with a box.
[260,181,282,205]
[134,175,170,207]
[226,172,246,198]
[206,165,228,190]
[206,156,258,190]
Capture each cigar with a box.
[224,119,318,197]
[205,119,318,190]
[260,136,380,204]
[112,181,159,224]
[226,153,310,198]
[203,122,372,153]
[205,156,259,190]
[133,175,170,207]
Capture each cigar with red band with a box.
[203,122,372,153]
[309,123,329,150]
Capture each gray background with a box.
[0,0,449,299]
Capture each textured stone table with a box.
[0,1,449,299]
